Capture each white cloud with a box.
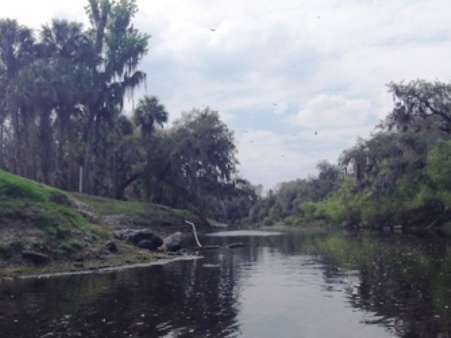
[292,95,372,129]
[1,0,86,27]
[235,126,374,189]
[236,130,311,188]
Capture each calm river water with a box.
[1,229,451,337]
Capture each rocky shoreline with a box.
[0,200,213,278]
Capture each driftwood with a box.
[185,220,202,247]
[185,220,247,251]
[192,245,221,251]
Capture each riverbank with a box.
[0,170,211,278]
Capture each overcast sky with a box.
[3,0,451,189]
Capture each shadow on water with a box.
[0,254,243,337]
[1,229,451,337]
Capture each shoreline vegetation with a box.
[0,170,212,279]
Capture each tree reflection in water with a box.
[1,230,451,337]
[309,232,451,337]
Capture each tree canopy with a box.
[0,0,254,222]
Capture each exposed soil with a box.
[0,198,211,278]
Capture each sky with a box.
[3,0,451,190]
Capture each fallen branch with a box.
[185,220,202,247]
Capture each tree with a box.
[314,160,341,200]
[133,96,168,200]
[426,140,451,208]
[385,80,451,134]
[133,95,168,199]
[34,20,93,188]
[39,19,93,64]
[0,19,35,169]
[108,115,144,199]
[0,1,150,196]
[7,59,60,183]
[220,178,258,224]
[134,96,168,138]
[164,108,238,218]
[81,0,150,194]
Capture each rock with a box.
[114,229,163,248]
[22,251,50,265]
[114,229,163,251]
[137,239,161,251]
[48,191,71,206]
[160,232,186,252]
[114,229,134,241]
[106,241,118,253]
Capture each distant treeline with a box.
[248,80,451,229]
[0,0,257,222]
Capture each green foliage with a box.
[148,107,240,218]
[426,140,451,205]
[0,0,151,196]
[278,80,451,229]
[257,80,451,228]
[248,161,342,226]
[320,178,364,226]
[0,2,252,225]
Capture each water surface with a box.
[1,230,451,337]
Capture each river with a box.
[1,229,451,337]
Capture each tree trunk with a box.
[0,121,4,169]
[79,165,83,193]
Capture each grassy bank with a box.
[0,170,203,277]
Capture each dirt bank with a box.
[0,193,211,278]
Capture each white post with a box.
[79,165,83,193]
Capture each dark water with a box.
[1,230,451,338]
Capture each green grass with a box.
[72,193,150,216]
[73,192,195,219]
[1,170,61,202]
[1,170,198,230]
[0,169,207,271]
[0,170,89,232]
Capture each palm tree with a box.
[0,19,35,170]
[133,96,168,138]
[81,0,150,195]
[133,95,168,199]
[39,19,92,63]
[37,19,93,190]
